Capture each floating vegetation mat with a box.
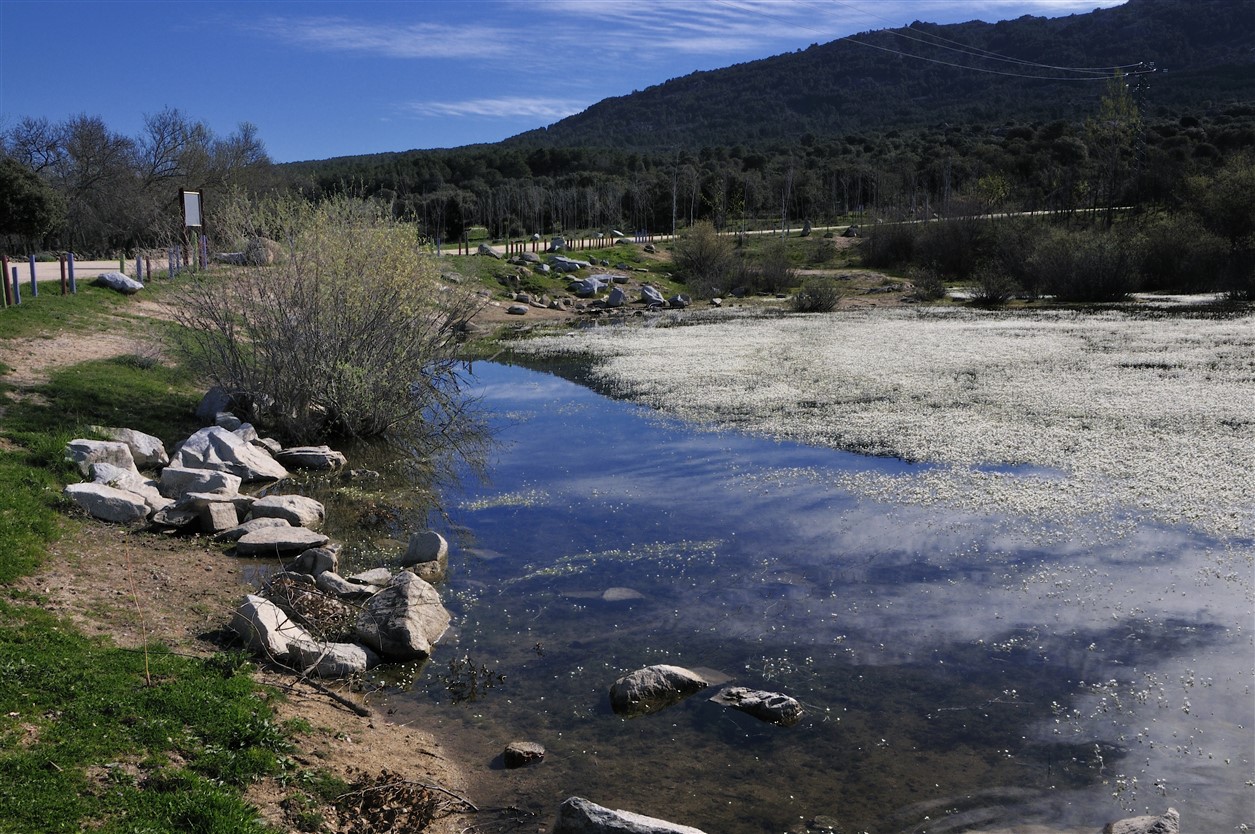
[519,308,1255,540]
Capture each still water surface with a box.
[337,362,1252,833]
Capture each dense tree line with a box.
[282,100,1254,244]
[0,109,272,255]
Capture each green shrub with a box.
[1137,213,1229,293]
[672,221,735,297]
[742,239,796,294]
[908,267,947,301]
[791,278,841,312]
[971,265,1018,306]
[1028,227,1141,302]
[916,216,988,280]
[861,223,917,268]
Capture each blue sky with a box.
[2,1,1126,163]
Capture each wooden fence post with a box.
[60,255,67,295]
[28,254,37,298]
[1,254,10,307]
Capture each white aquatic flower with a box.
[519,307,1255,539]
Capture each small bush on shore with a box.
[174,195,483,443]
[792,278,841,312]
[1028,227,1140,302]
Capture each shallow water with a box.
[346,362,1252,834]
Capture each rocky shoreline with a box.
[57,389,1184,834]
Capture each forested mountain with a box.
[7,0,1252,255]
[275,0,1254,244]
[507,0,1253,150]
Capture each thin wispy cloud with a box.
[404,98,584,120]
[251,16,510,60]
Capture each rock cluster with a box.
[60,394,456,679]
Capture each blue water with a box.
[364,362,1253,834]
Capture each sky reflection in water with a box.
[389,362,1252,834]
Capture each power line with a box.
[823,0,1147,75]
[711,0,1155,82]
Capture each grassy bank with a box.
[0,280,326,833]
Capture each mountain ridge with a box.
[499,0,1253,151]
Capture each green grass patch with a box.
[0,285,140,341]
[0,452,64,584]
[0,603,285,832]
[5,356,202,446]
[0,345,317,832]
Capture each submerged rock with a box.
[275,445,347,470]
[609,664,708,717]
[553,796,707,834]
[709,686,804,726]
[503,740,545,769]
[1103,808,1179,834]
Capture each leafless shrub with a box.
[173,195,483,443]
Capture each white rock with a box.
[92,427,168,468]
[248,494,325,528]
[230,594,311,662]
[170,426,288,482]
[158,465,242,499]
[66,439,137,477]
[553,796,707,834]
[63,482,150,524]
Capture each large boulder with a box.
[709,687,804,726]
[63,482,150,524]
[274,446,347,470]
[235,526,330,557]
[92,271,143,294]
[609,665,708,717]
[244,236,282,266]
[230,594,312,662]
[214,516,291,543]
[315,570,376,601]
[170,426,288,482]
[89,462,170,515]
[195,387,234,423]
[249,494,325,528]
[158,465,242,499]
[1103,809,1179,834]
[640,285,666,306]
[399,531,449,582]
[65,439,137,477]
[284,546,339,576]
[290,640,379,678]
[606,287,626,308]
[553,797,707,834]
[355,571,451,661]
[477,242,503,258]
[92,427,168,468]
